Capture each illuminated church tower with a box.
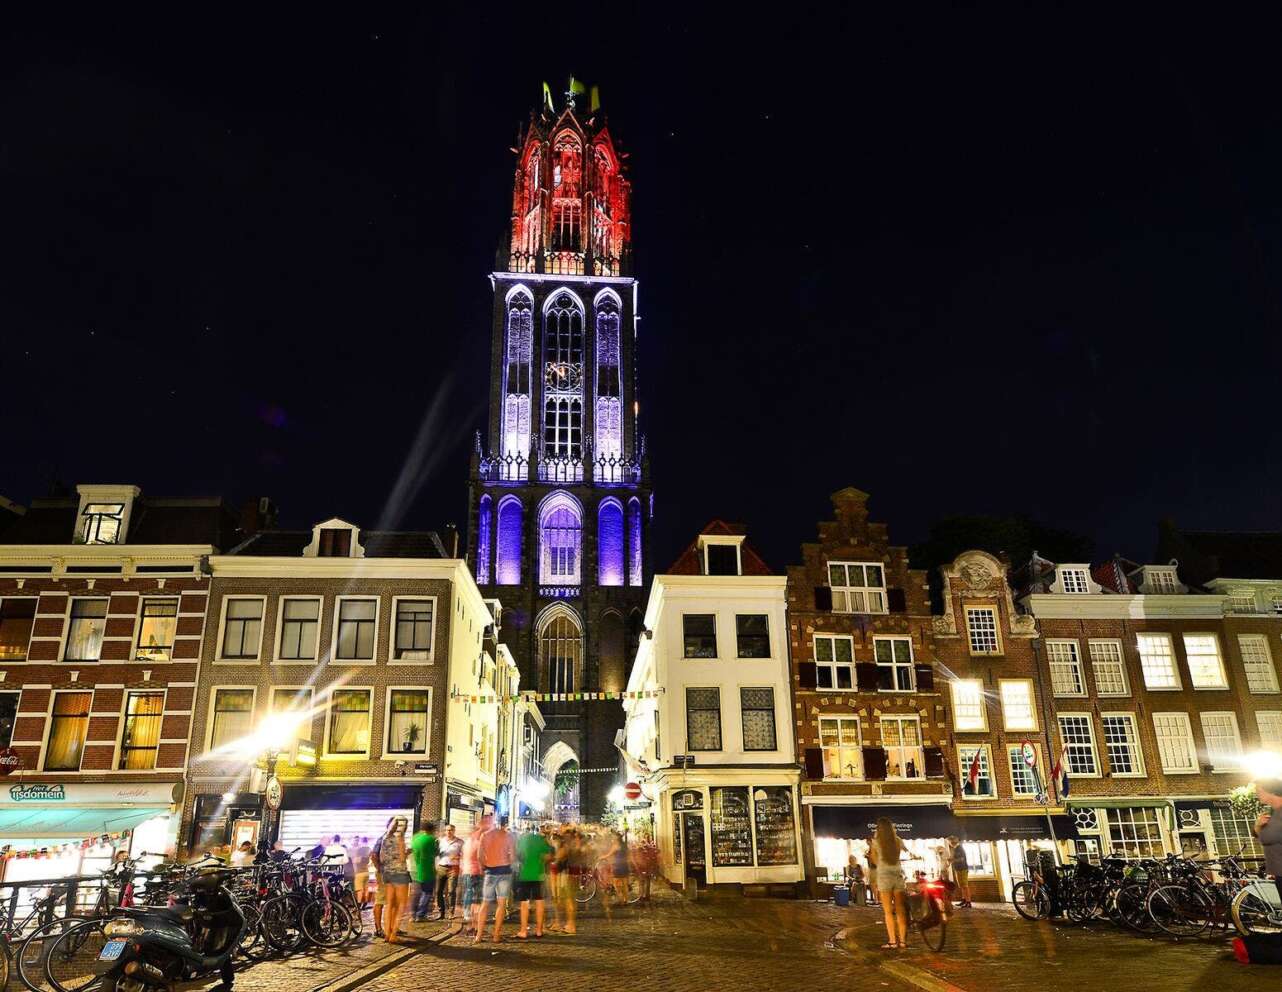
[467,81,652,819]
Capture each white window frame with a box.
[826,560,888,615]
[1058,567,1091,594]
[1106,807,1167,860]
[1136,632,1181,691]
[999,679,1037,731]
[958,743,997,800]
[1057,713,1100,777]
[62,596,109,663]
[205,685,258,754]
[1100,712,1145,777]
[388,595,437,664]
[214,596,267,663]
[685,686,723,752]
[268,683,314,739]
[1087,639,1130,697]
[330,596,381,665]
[818,715,863,781]
[381,686,433,759]
[965,606,1001,655]
[873,635,915,692]
[40,688,95,772]
[1238,634,1280,694]
[1256,711,1282,751]
[272,595,323,664]
[1046,639,1087,697]
[133,597,180,663]
[323,686,374,760]
[1183,633,1228,690]
[113,688,169,772]
[1226,589,1258,614]
[1152,711,1199,774]
[950,679,987,731]
[1199,711,1243,772]
[880,714,924,781]
[812,633,856,691]
[1145,568,1179,595]
[739,686,778,753]
[1007,744,1042,798]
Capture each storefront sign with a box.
[293,740,317,767]
[264,776,282,811]
[10,784,66,802]
[673,755,696,768]
[0,782,177,806]
[0,748,22,776]
[413,763,438,774]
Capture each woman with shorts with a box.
[872,817,909,949]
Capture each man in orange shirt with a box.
[475,815,517,943]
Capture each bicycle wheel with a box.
[44,919,109,992]
[1012,881,1049,921]
[260,894,307,953]
[573,874,596,904]
[1115,883,1155,932]
[1148,885,1211,939]
[236,904,269,962]
[1233,887,1282,936]
[18,917,92,992]
[301,900,352,949]
[626,875,643,905]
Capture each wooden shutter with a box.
[863,746,888,781]
[814,586,833,612]
[855,663,879,693]
[797,662,818,691]
[886,588,907,613]
[914,664,935,692]
[803,747,825,780]
[924,746,945,779]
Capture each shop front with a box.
[445,782,494,834]
[654,773,804,889]
[808,800,960,885]
[1065,798,1175,862]
[1173,800,1264,862]
[953,812,1078,901]
[0,781,178,885]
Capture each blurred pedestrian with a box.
[946,836,972,907]
[436,824,462,919]
[476,815,516,943]
[379,816,412,943]
[460,815,489,937]
[514,823,552,939]
[873,817,908,949]
[351,836,372,910]
[410,822,438,922]
[552,827,580,935]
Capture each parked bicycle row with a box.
[1011,851,1280,939]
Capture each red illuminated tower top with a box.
[504,79,632,277]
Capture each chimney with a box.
[444,523,459,558]
[239,497,278,539]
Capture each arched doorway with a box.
[543,740,580,823]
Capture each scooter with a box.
[93,867,246,992]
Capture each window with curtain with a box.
[120,692,164,769]
[740,688,777,751]
[271,687,313,720]
[45,692,91,770]
[686,688,722,750]
[210,689,254,750]
[65,599,108,661]
[328,690,371,755]
[135,599,178,661]
[336,600,377,660]
[387,690,430,754]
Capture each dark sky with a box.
[4,8,1282,570]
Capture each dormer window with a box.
[1058,567,1090,594]
[318,529,351,558]
[1144,567,1180,595]
[697,535,744,576]
[80,504,125,544]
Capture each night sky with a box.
[5,9,1282,571]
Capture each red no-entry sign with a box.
[624,781,642,802]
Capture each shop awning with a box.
[0,807,169,840]
[954,814,1079,841]
[1067,798,1170,810]
[811,803,958,840]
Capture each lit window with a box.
[135,599,178,662]
[221,599,264,660]
[819,717,862,779]
[1088,640,1129,696]
[45,692,92,770]
[686,688,722,751]
[1183,634,1227,689]
[0,599,36,661]
[1057,714,1098,775]
[540,497,582,584]
[813,634,855,690]
[740,688,777,751]
[1200,712,1242,770]
[270,687,312,726]
[1239,635,1279,694]
[1107,807,1164,859]
[827,561,886,614]
[965,607,999,654]
[1210,807,1262,859]
[735,615,770,658]
[65,598,108,662]
[874,636,915,691]
[328,689,371,755]
[1059,567,1090,594]
[278,599,320,661]
[1257,711,1282,751]
[393,600,433,660]
[119,692,164,770]
[682,615,717,659]
[387,690,430,755]
[210,689,254,750]
[1152,712,1198,773]
[79,503,124,544]
[1000,680,1036,731]
[1047,640,1086,696]
[1101,713,1143,775]
[951,680,986,731]
[1226,590,1257,614]
[1008,747,1039,796]
[1136,633,1180,690]
[1146,568,1178,594]
[881,715,923,779]
[335,599,377,661]
[959,745,995,798]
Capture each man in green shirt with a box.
[514,825,553,938]
[411,822,439,921]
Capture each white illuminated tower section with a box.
[466,81,651,820]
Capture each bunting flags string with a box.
[0,829,133,861]
[451,688,664,704]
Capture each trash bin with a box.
[834,886,850,907]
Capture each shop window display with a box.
[752,787,798,866]
[709,786,753,867]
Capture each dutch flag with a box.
[1051,750,1071,798]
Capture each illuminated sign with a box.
[294,740,318,767]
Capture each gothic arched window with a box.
[496,495,524,585]
[627,497,643,586]
[543,293,584,462]
[550,133,582,253]
[598,498,624,587]
[538,606,582,699]
[594,292,622,460]
[502,289,533,463]
[539,492,582,585]
[475,494,493,584]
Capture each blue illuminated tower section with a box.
[466,81,651,820]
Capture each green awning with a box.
[0,807,168,840]
[1066,798,1171,810]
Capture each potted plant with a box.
[1230,783,1265,821]
[401,723,423,753]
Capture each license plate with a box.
[99,940,126,962]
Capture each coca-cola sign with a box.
[0,749,23,777]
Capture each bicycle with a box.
[1231,876,1282,936]
[907,875,949,951]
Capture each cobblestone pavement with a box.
[350,892,1279,992]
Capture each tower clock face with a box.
[544,362,582,390]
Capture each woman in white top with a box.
[873,817,908,949]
